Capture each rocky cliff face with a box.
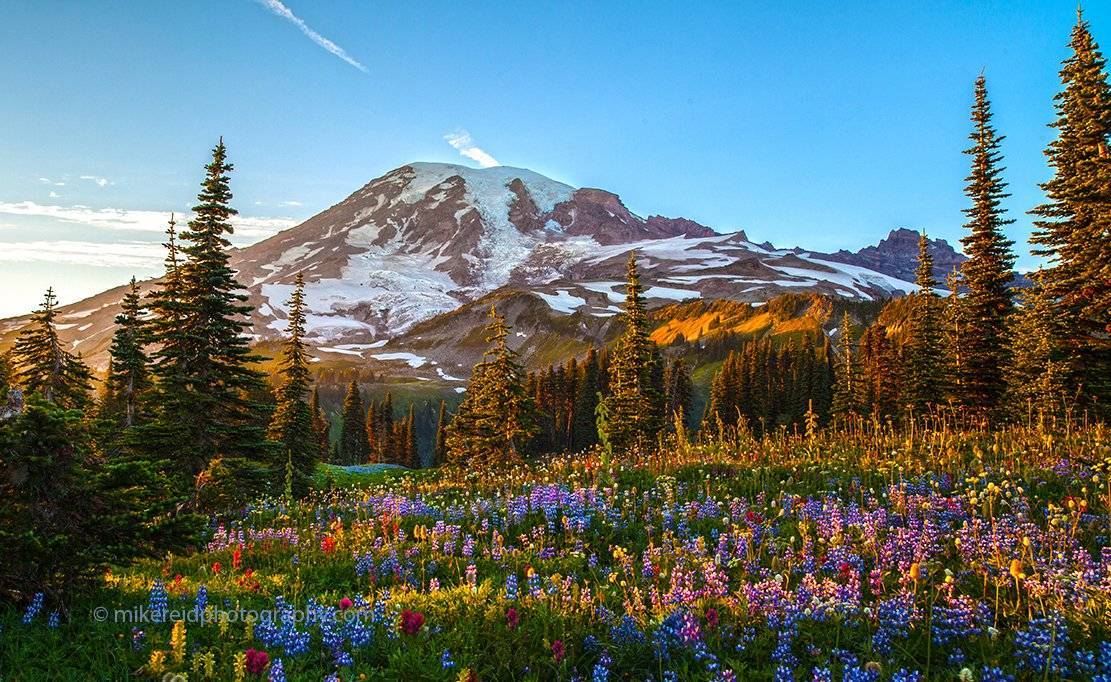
[825,227,967,284]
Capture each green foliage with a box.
[447,307,539,467]
[337,380,370,464]
[12,288,94,410]
[101,277,152,429]
[958,75,1017,412]
[267,272,317,497]
[599,253,665,452]
[0,396,200,598]
[1030,10,1111,415]
[902,233,946,412]
[1005,272,1071,417]
[141,142,272,479]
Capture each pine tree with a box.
[433,399,448,466]
[267,273,317,497]
[0,351,11,397]
[403,403,418,468]
[598,253,665,452]
[102,278,151,427]
[12,288,93,410]
[309,386,330,458]
[338,380,369,464]
[664,356,694,430]
[959,75,1017,412]
[1030,9,1111,413]
[144,142,271,479]
[831,311,861,420]
[571,347,602,451]
[903,232,945,413]
[1005,271,1070,417]
[942,269,968,406]
[446,307,539,466]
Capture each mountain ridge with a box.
[1,162,966,375]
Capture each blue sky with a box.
[0,1,1106,317]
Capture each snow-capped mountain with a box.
[0,162,962,373]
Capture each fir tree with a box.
[309,386,330,457]
[831,311,861,420]
[942,269,968,405]
[103,278,151,427]
[903,232,945,413]
[446,307,539,466]
[338,380,370,464]
[959,75,1016,412]
[1005,271,1070,416]
[571,347,603,451]
[12,288,93,410]
[598,253,665,452]
[0,351,11,397]
[267,273,317,497]
[144,142,271,478]
[1030,9,1111,413]
[663,356,694,430]
[433,399,448,467]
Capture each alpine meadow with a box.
[3,3,1111,681]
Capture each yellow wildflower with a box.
[170,620,187,664]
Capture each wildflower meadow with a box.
[3,421,1108,681]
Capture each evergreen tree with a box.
[12,288,93,410]
[1005,271,1070,416]
[1030,9,1111,413]
[0,351,11,397]
[571,347,603,451]
[903,232,945,413]
[433,399,448,466]
[663,356,694,430]
[267,273,317,497]
[959,75,1016,412]
[0,395,202,597]
[309,386,330,457]
[599,253,665,452]
[102,278,151,427]
[942,269,968,405]
[338,380,370,464]
[831,312,861,419]
[144,142,271,479]
[446,307,539,466]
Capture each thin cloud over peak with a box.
[79,175,112,188]
[0,200,295,242]
[444,130,501,168]
[257,0,368,74]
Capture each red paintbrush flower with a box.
[400,609,424,635]
[244,648,269,675]
[505,607,519,629]
[338,597,353,611]
[551,639,565,663]
[321,536,337,554]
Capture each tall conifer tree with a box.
[903,232,945,412]
[1005,271,1069,415]
[338,380,370,464]
[831,312,861,420]
[146,142,271,477]
[599,253,664,452]
[12,288,93,410]
[446,307,539,466]
[267,273,317,497]
[1030,9,1111,413]
[309,386,330,457]
[103,278,151,427]
[959,75,1016,412]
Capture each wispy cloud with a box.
[38,177,65,186]
[79,175,112,188]
[0,201,296,242]
[257,0,368,74]
[444,130,501,168]
[279,200,303,207]
[49,191,61,198]
[0,240,166,269]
